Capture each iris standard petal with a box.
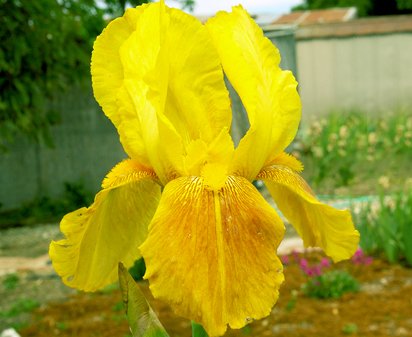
[91,6,150,164]
[206,6,301,180]
[91,7,144,125]
[140,176,285,336]
[49,160,161,291]
[118,3,232,182]
[258,165,359,262]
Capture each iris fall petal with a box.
[140,176,285,336]
[258,165,359,262]
[49,160,161,291]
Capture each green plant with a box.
[0,0,105,149]
[342,323,358,335]
[60,181,94,210]
[100,283,119,294]
[356,189,412,266]
[129,258,146,281]
[285,289,298,312]
[0,180,94,227]
[0,0,197,150]
[112,301,124,312]
[294,112,368,187]
[2,273,19,290]
[0,298,40,318]
[293,111,412,189]
[302,270,360,299]
[241,325,252,335]
[55,322,68,331]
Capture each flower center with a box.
[201,162,228,190]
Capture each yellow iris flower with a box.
[49,2,359,336]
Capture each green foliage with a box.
[191,322,209,337]
[112,301,125,312]
[2,273,20,290]
[285,289,298,312]
[1,0,197,150]
[100,283,119,294]
[302,270,359,299]
[355,189,412,266]
[0,0,106,149]
[397,0,412,9]
[0,298,40,318]
[129,258,147,281]
[20,181,94,224]
[241,325,252,336]
[342,323,358,335]
[292,0,412,16]
[293,0,371,16]
[179,0,196,11]
[293,111,412,189]
[55,321,68,331]
[118,263,170,337]
[104,0,195,16]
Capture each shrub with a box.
[302,270,360,299]
[0,180,94,227]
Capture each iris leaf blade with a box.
[191,321,209,337]
[118,263,169,337]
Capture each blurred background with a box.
[1,0,412,336]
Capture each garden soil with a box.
[1,225,412,337]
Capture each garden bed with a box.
[15,251,412,337]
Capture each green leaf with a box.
[191,321,209,337]
[118,263,169,337]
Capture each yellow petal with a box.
[91,7,144,125]
[117,3,232,182]
[91,7,150,164]
[49,160,161,291]
[207,6,301,180]
[140,176,284,336]
[258,165,359,262]
[266,152,304,172]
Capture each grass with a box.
[0,298,40,318]
[2,273,19,290]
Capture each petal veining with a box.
[49,159,161,291]
[207,6,301,180]
[140,176,285,336]
[258,165,359,262]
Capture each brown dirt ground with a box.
[19,252,412,337]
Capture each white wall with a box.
[297,33,412,120]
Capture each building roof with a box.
[295,15,412,39]
[272,7,357,26]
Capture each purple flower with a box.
[281,255,290,265]
[320,257,331,269]
[351,248,373,265]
